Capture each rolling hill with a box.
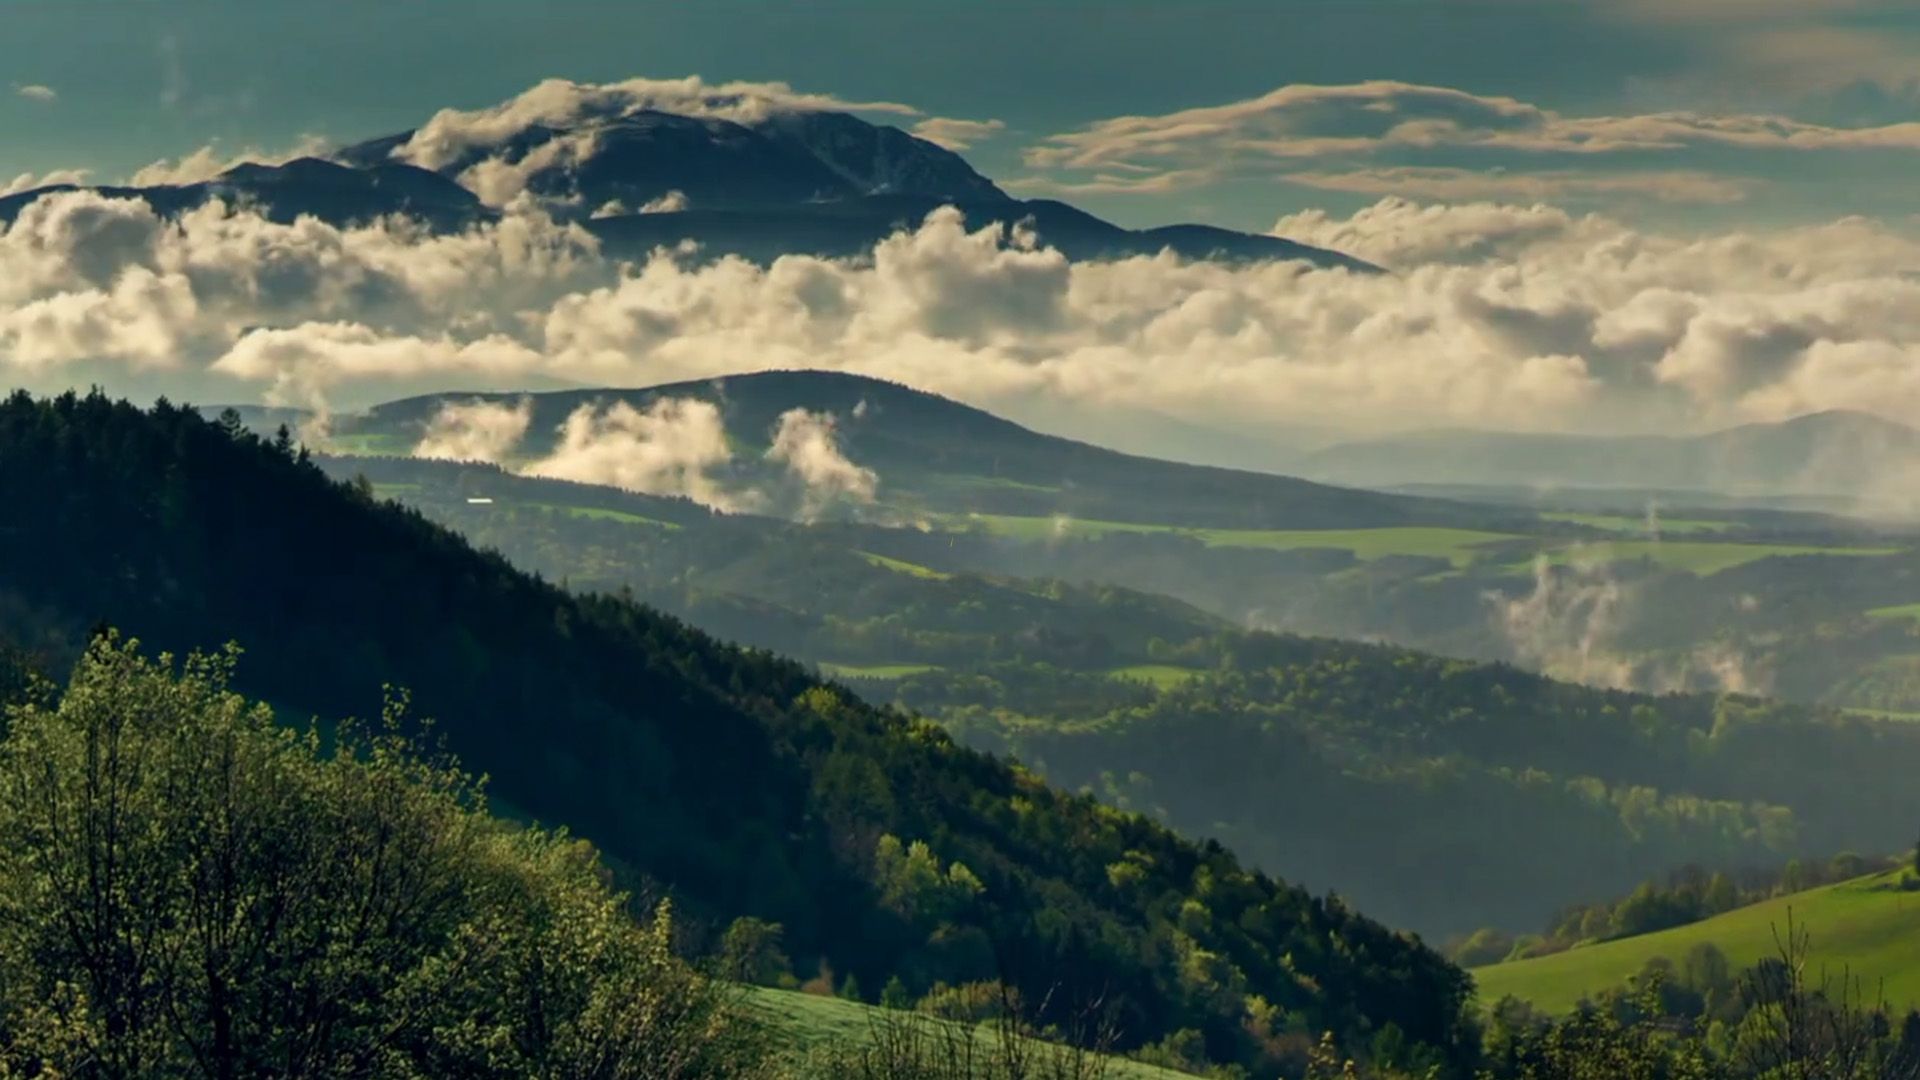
[324,369,1507,530]
[1472,871,1920,1015]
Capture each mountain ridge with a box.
[1304,409,1920,503]
[0,106,1373,270]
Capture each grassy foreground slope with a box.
[746,988,1190,1078]
[1472,871,1920,1014]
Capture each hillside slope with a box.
[1473,871,1920,1015]
[0,390,1476,1074]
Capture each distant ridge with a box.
[1304,410,1920,502]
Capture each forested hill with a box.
[336,370,1502,529]
[0,390,1476,1077]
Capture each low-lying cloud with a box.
[10,184,1920,447]
[522,398,747,510]
[1490,554,1769,695]
[414,397,534,462]
[766,408,877,519]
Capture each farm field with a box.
[531,503,678,527]
[938,513,1519,566]
[939,513,1897,575]
[1867,603,1920,623]
[1529,539,1899,576]
[1472,871,1920,1015]
[859,551,954,580]
[1540,512,1731,535]
[819,662,944,680]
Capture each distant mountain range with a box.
[0,107,1372,269]
[1302,410,1920,512]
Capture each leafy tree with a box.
[720,917,794,987]
[0,636,761,1078]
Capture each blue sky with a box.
[9,0,1920,231]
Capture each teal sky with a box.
[9,0,1920,231]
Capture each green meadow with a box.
[859,551,955,580]
[530,502,679,528]
[1472,871,1920,1015]
[1531,539,1899,576]
[1108,663,1207,688]
[744,987,1189,1079]
[940,513,1518,567]
[819,662,943,680]
[1540,511,1731,536]
[1867,602,1920,623]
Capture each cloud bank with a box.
[8,183,1920,447]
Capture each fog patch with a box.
[414,397,533,462]
[765,408,876,520]
[1490,553,1770,694]
[523,397,750,511]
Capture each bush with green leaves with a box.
[0,637,764,1079]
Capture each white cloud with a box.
[13,84,56,104]
[127,135,332,187]
[766,408,877,518]
[1027,80,1920,172]
[211,323,543,415]
[638,190,689,214]
[1279,166,1752,205]
[910,117,1006,151]
[413,397,534,461]
[14,185,1920,446]
[522,398,746,511]
[390,76,920,174]
[1,169,89,198]
[1020,80,1920,210]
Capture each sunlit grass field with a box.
[743,987,1188,1078]
[1867,602,1920,623]
[1472,871,1920,1015]
[939,512,1896,575]
[819,662,943,680]
[1540,512,1731,535]
[859,552,954,580]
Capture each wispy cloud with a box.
[13,84,56,104]
[910,117,1006,151]
[1021,79,1920,210]
[1280,166,1752,204]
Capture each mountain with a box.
[334,369,1503,529]
[0,156,488,231]
[1,108,1372,270]
[0,389,1478,1075]
[334,107,1012,209]
[1304,411,1920,509]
